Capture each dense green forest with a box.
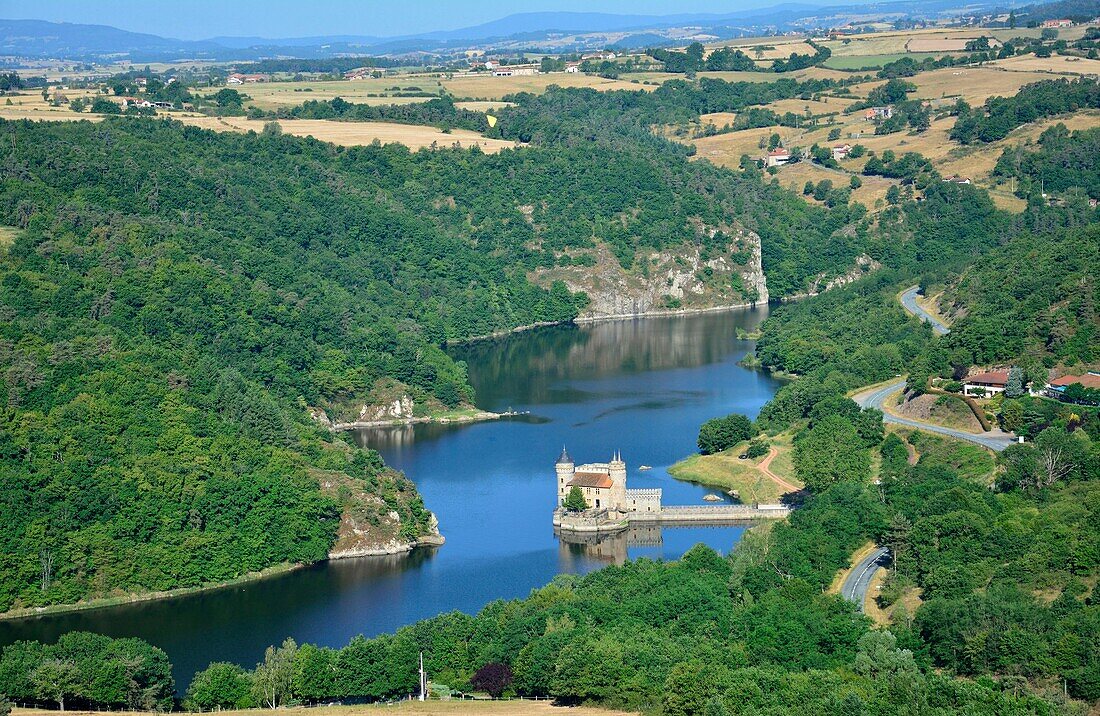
[994,124,1100,201]
[939,225,1098,367]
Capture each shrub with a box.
[745,439,770,459]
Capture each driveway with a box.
[841,546,889,611]
[854,380,1017,452]
[900,285,950,336]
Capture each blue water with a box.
[0,308,780,691]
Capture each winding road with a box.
[899,285,950,336]
[841,547,889,611]
[853,380,1017,452]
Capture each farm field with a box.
[441,72,663,99]
[772,160,899,209]
[850,65,1056,105]
[988,54,1100,75]
[174,116,518,152]
[230,78,445,108]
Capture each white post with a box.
[419,651,426,701]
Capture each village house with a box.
[964,370,1009,397]
[582,51,617,61]
[226,73,268,85]
[765,148,790,167]
[565,61,582,73]
[1045,372,1100,402]
[944,175,971,184]
[493,64,539,77]
[832,143,852,161]
[864,106,894,120]
[115,96,153,109]
[344,68,377,80]
[1041,18,1074,28]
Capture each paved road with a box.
[842,547,889,611]
[854,380,1017,452]
[900,285,950,336]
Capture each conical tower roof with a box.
[556,446,573,465]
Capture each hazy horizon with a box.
[3,0,831,40]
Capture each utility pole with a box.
[419,651,426,701]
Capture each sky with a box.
[4,0,795,39]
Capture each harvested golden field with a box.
[13,702,631,716]
[455,100,515,112]
[766,96,856,117]
[904,66,1054,104]
[691,126,785,166]
[773,161,899,209]
[824,27,1012,57]
[228,78,443,109]
[442,73,662,99]
[176,116,518,152]
[988,54,1100,75]
[905,37,996,52]
[0,107,92,122]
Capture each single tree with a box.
[470,662,513,697]
[252,638,297,709]
[562,486,587,512]
[1004,366,1025,398]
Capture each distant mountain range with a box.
[1,0,1070,63]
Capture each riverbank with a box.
[0,533,446,622]
[332,408,520,431]
[573,299,763,324]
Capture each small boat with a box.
[703,493,722,502]
[638,465,652,471]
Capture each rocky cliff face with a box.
[314,466,445,559]
[531,226,768,320]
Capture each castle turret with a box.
[609,450,627,511]
[555,446,574,504]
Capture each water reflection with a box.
[1,308,777,692]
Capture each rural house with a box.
[865,106,894,120]
[765,148,790,167]
[964,370,1009,396]
[832,143,852,160]
[1045,372,1100,403]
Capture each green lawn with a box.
[668,433,800,504]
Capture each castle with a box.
[554,447,661,517]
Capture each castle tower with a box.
[555,446,574,505]
[608,450,627,511]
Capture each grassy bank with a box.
[668,433,801,503]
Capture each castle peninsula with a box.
[552,448,791,534]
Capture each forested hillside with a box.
[939,224,1098,367]
[0,105,871,613]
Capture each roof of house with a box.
[567,472,613,489]
[967,370,1010,386]
[768,148,789,156]
[1049,373,1100,389]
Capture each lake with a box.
[0,307,781,692]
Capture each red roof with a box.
[1049,374,1100,389]
[768,149,789,156]
[967,370,1009,386]
[568,472,613,489]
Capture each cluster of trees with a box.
[0,632,174,711]
[697,413,755,454]
[950,78,1100,144]
[994,124,1100,201]
[261,96,491,132]
[647,41,831,75]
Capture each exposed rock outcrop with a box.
[531,226,768,321]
